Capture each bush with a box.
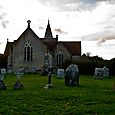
[61,59,107,75]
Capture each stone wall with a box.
[53,43,71,67]
[9,29,47,72]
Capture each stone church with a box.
[4,20,81,73]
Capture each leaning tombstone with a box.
[57,69,65,79]
[0,68,7,90]
[65,64,79,86]
[13,67,24,90]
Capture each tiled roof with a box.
[41,38,57,52]
[59,41,81,56]
[4,42,14,56]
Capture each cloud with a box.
[107,0,115,4]
[82,31,115,46]
[1,20,9,28]
[37,0,98,12]
[97,34,115,46]
[54,28,67,34]
[0,6,8,28]
[76,1,115,45]
[38,0,78,6]
[39,26,44,30]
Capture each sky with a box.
[0,0,115,60]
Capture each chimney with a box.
[56,35,58,40]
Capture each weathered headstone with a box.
[1,68,6,76]
[24,66,29,73]
[0,68,7,90]
[65,64,79,86]
[103,66,109,78]
[94,66,109,79]
[31,66,37,73]
[13,67,24,90]
[57,69,65,79]
[94,68,103,80]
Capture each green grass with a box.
[0,74,115,115]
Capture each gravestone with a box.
[65,64,79,86]
[24,66,29,73]
[13,81,24,90]
[94,68,103,80]
[94,66,109,79]
[13,67,24,90]
[1,68,6,76]
[103,66,109,78]
[0,68,7,90]
[31,66,37,73]
[57,69,65,79]
[44,68,53,89]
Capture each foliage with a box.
[61,59,107,75]
[0,74,115,114]
[1,53,115,75]
[61,54,115,75]
[109,58,115,75]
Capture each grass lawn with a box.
[0,74,115,115]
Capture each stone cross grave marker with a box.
[13,67,24,90]
[0,68,7,90]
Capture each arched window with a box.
[24,41,33,61]
[56,51,63,66]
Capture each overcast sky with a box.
[0,0,115,60]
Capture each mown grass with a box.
[0,74,115,115]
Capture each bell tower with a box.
[44,20,53,38]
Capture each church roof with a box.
[42,39,57,52]
[44,20,53,38]
[4,41,13,56]
[4,20,81,57]
[17,23,39,42]
[4,20,40,56]
[58,41,81,56]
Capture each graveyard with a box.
[0,73,115,115]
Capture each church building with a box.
[4,20,81,73]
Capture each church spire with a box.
[44,19,53,38]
